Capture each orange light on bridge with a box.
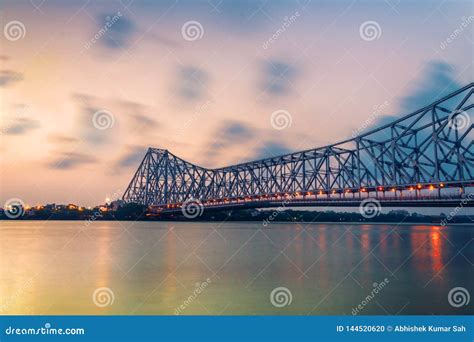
[378,186,383,191]
[429,185,435,190]
[361,188,366,192]
[391,188,396,192]
[409,186,414,191]
[417,184,422,189]
[319,190,323,195]
[440,183,445,188]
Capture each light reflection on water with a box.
[0,221,472,315]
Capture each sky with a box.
[0,0,473,207]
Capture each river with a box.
[0,221,472,315]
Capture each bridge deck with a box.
[150,194,474,215]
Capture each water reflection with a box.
[429,227,443,274]
[0,221,471,315]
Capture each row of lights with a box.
[163,183,450,208]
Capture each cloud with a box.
[119,100,159,133]
[114,145,147,170]
[3,117,39,135]
[74,93,115,145]
[398,61,462,113]
[47,134,79,144]
[129,112,159,131]
[97,13,135,49]
[251,141,292,160]
[366,60,464,156]
[206,120,256,160]
[47,152,97,170]
[260,60,297,96]
[176,66,209,101]
[209,0,289,31]
[0,70,23,87]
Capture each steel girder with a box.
[122,83,474,206]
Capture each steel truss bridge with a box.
[123,83,474,214]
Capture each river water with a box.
[0,221,472,315]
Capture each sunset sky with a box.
[0,0,472,207]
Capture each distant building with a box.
[110,200,124,211]
[389,210,410,216]
[45,203,56,210]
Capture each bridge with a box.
[122,83,474,216]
